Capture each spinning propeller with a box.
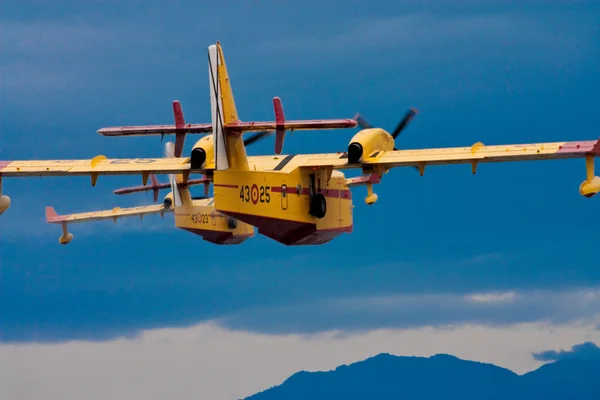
[243,131,272,147]
[242,97,287,153]
[354,107,418,150]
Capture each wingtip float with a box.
[1,41,599,247]
[0,172,10,215]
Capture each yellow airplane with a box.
[0,42,599,246]
[41,141,255,245]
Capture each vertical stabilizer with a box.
[208,42,249,171]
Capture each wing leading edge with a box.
[362,139,600,168]
[45,204,172,244]
[0,157,196,186]
[292,139,600,170]
[45,204,172,225]
[294,138,600,200]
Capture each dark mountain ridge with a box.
[245,352,600,400]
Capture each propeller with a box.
[355,107,418,149]
[164,140,175,158]
[241,97,286,153]
[164,141,183,207]
[244,131,272,146]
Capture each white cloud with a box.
[218,288,600,333]
[1,320,599,400]
[467,291,517,303]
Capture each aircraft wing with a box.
[298,139,600,170]
[0,156,194,183]
[45,204,172,244]
[45,204,172,225]
[362,140,600,168]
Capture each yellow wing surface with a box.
[0,157,191,177]
[1,139,598,177]
[45,204,171,225]
[2,140,598,175]
[286,140,600,171]
[44,204,172,244]
[0,156,196,188]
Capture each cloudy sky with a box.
[1,0,600,399]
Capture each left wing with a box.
[360,140,600,169]
[46,204,171,225]
[0,156,196,183]
[0,156,204,216]
[293,138,600,198]
[45,204,172,244]
[296,139,600,170]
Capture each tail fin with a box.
[208,42,249,171]
[172,100,187,157]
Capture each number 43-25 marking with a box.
[240,184,270,204]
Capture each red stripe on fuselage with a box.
[270,186,352,200]
[214,184,239,189]
[0,161,10,171]
[215,182,351,200]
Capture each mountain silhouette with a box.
[244,353,600,400]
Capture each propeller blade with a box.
[163,141,183,205]
[244,131,272,146]
[390,107,418,139]
[354,113,373,130]
[164,141,175,158]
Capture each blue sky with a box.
[1,0,599,360]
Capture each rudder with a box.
[208,42,249,171]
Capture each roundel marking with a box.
[251,184,259,204]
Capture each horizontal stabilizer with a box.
[226,118,358,133]
[98,123,212,136]
[97,119,357,137]
[113,177,210,196]
[114,181,172,195]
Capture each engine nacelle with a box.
[0,195,10,215]
[59,233,74,245]
[580,176,600,198]
[163,192,174,209]
[191,135,215,170]
[347,128,394,164]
